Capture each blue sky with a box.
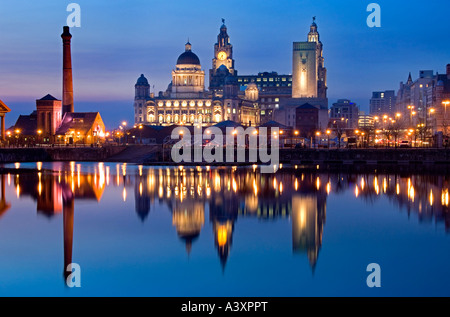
[0,0,449,129]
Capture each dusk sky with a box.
[0,0,449,129]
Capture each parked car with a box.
[399,140,411,148]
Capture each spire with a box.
[407,72,413,85]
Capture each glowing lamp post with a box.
[294,130,300,147]
[315,131,321,149]
[15,129,21,147]
[37,129,42,146]
[443,101,450,136]
[122,121,128,144]
[326,129,331,148]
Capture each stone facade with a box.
[134,21,259,127]
[134,18,328,130]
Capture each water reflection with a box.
[2,162,450,285]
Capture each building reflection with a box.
[129,166,326,270]
[12,162,107,283]
[0,175,11,219]
[3,162,450,277]
[172,200,205,255]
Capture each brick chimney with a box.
[61,26,74,114]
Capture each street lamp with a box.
[315,131,321,149]
[326,129,331,148]
[122,121,128,144]
[293,130,300,147]
[37,129,42,146]
[443,100,450,135]
[139,124,143,144]
[407,105,415,125]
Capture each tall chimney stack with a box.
[61,26,74,114]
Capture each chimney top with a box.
[61,26,72,39]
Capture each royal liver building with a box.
[134,18,328,129]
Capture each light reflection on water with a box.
[0,161,449,296]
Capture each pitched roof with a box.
[296,103,318,110]
[9,113,38,135]
[39,94,58,101]
[0,99,11,113]
[259,120,289,129]
[212,120,242,128]
[56,112,102,135]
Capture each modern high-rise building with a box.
[369,90,396,116]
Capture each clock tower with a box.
[209,19,237,89]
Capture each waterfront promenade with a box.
[0,145,449,170]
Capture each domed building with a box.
[171,42,205,98]
[133,20,260,127]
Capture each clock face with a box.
[218,51,227,61]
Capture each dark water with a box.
[0,161,449,297]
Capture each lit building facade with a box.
[8,26,107,145]
[134,18,329,129]
[237,72,292,124]
[369,90,396,116]
[396,65,450,134]
[275,17,328,130]
[330,99,360,129]
[134,21,259,127]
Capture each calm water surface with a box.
[0,161,449,296]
